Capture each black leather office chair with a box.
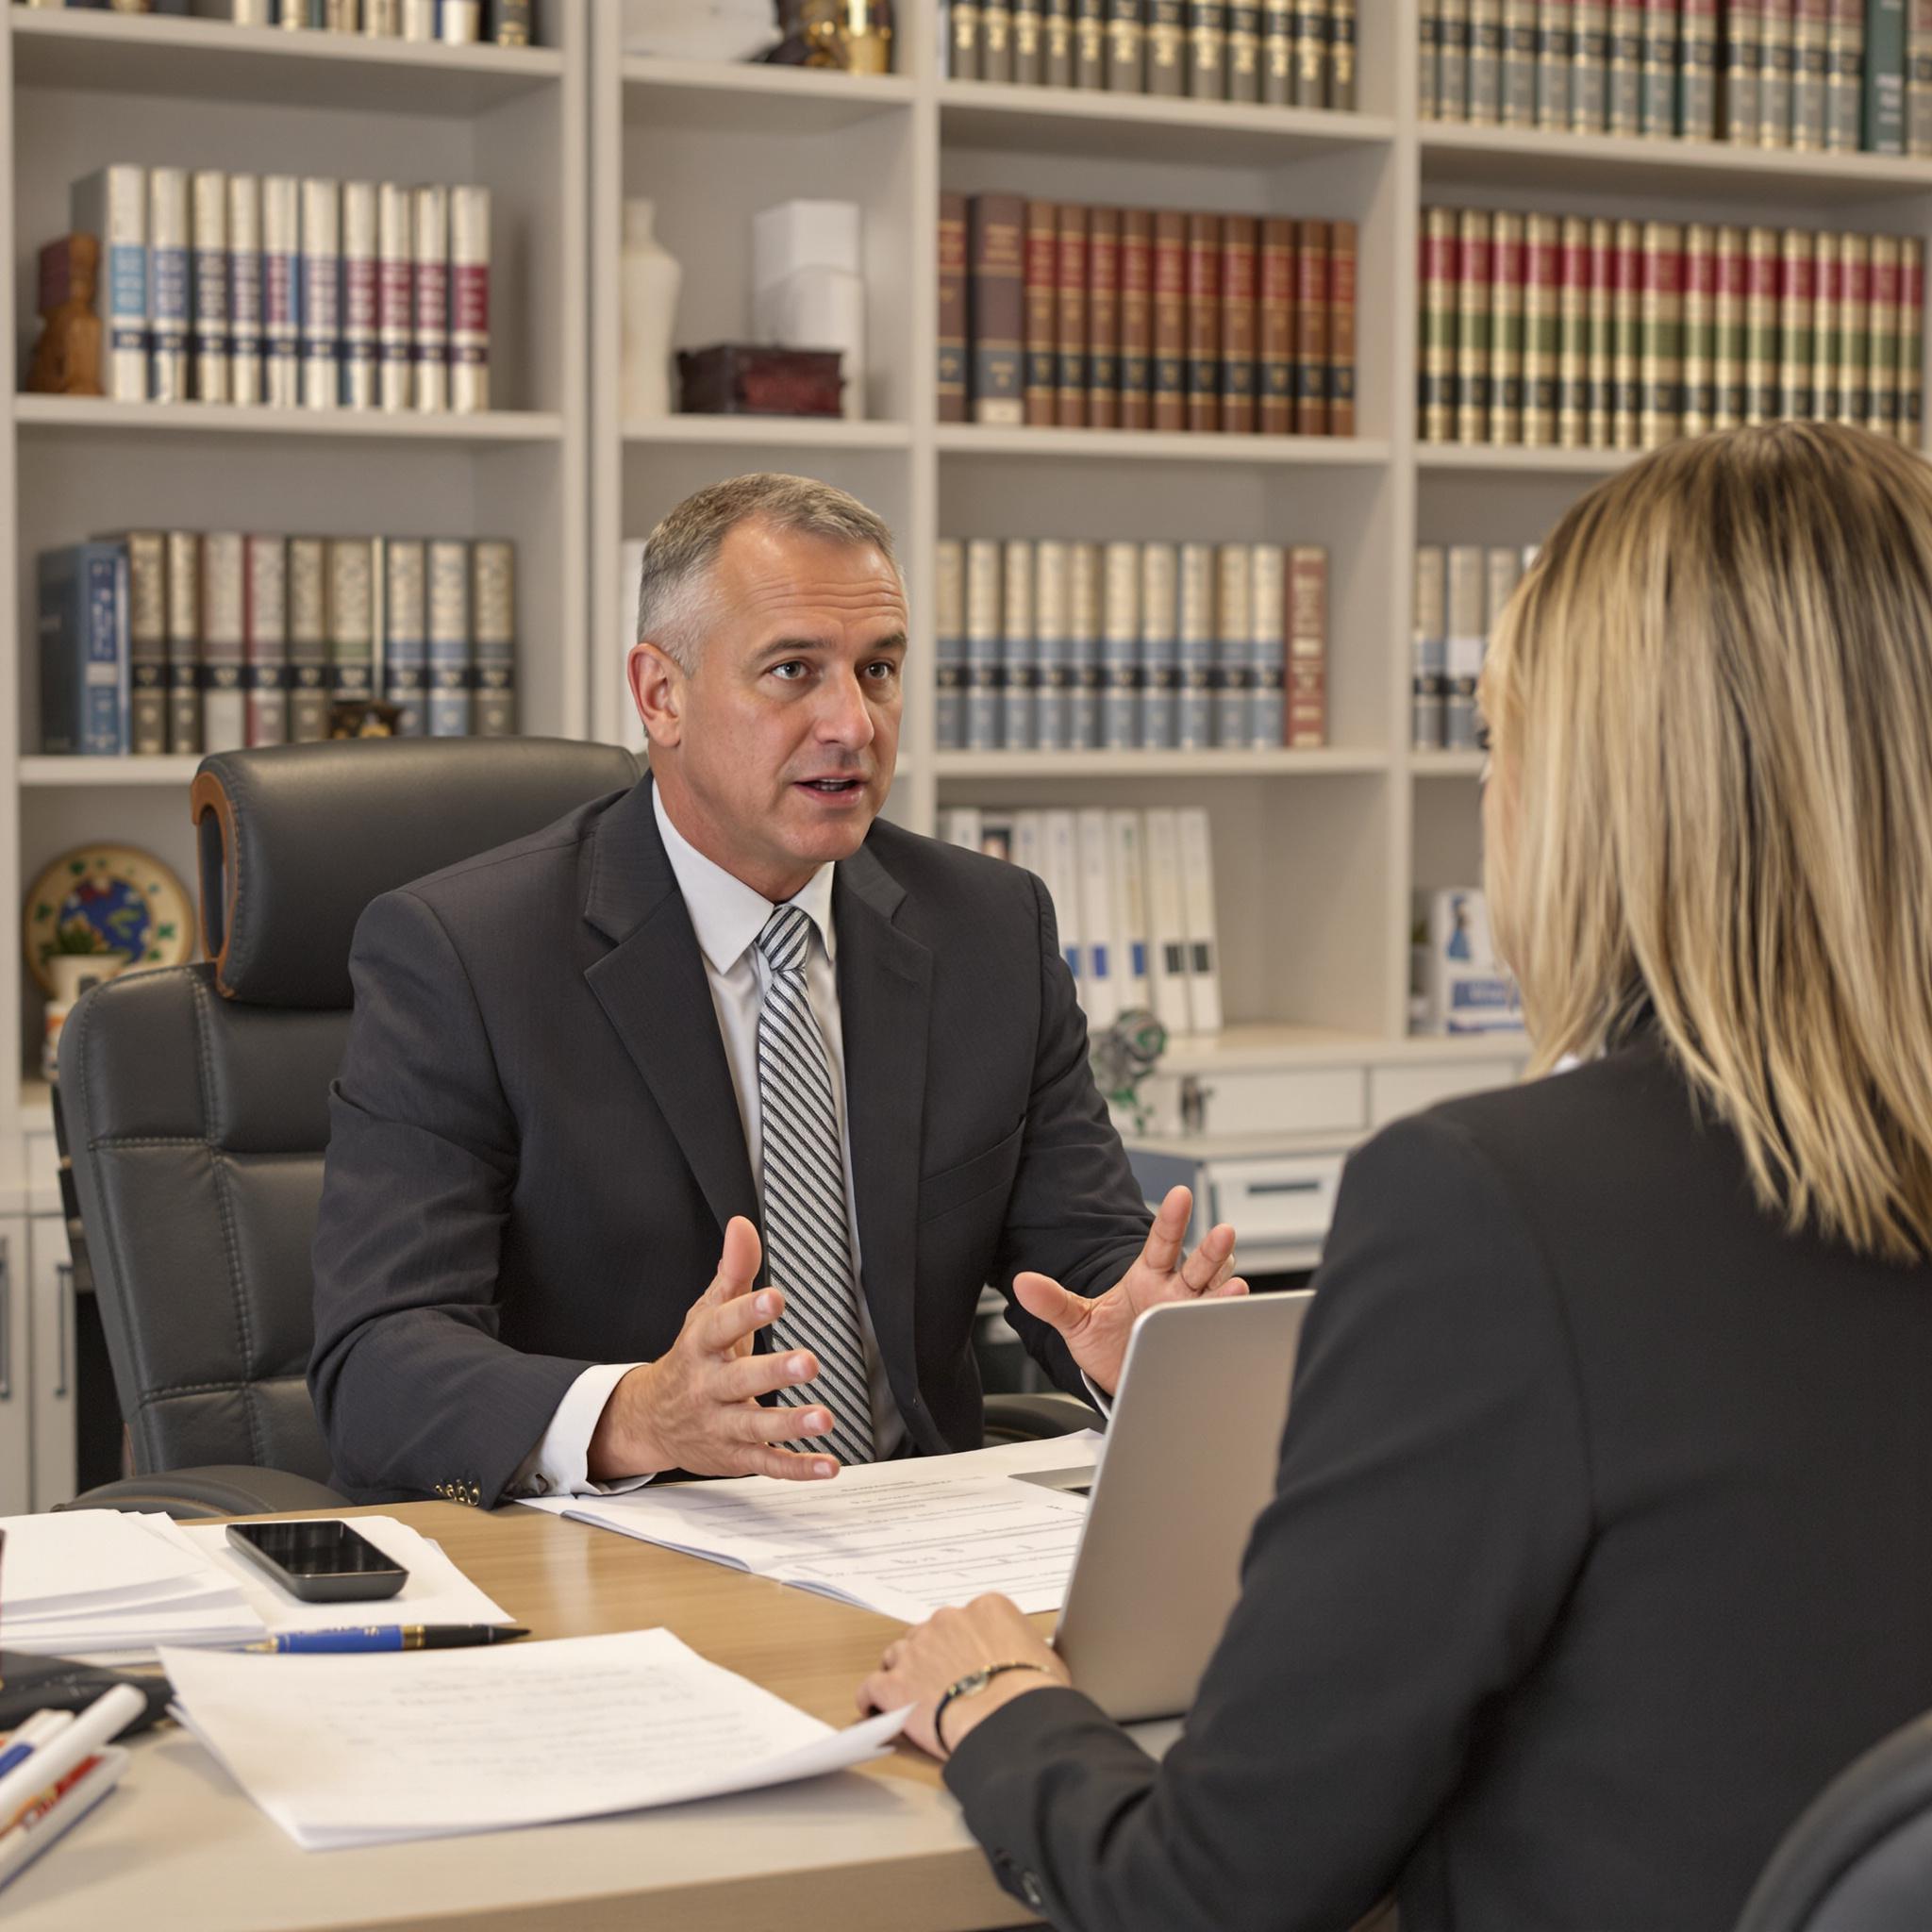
[58,736,1090,1517]
[1735,1712,1932,1932]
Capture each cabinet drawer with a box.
[1370,1058,1522,1126]
[1142,1065,1366,1138]
[1203,1154,1346,1247]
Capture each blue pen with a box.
[238,1624,530,1654]
[0,1709,75,1781]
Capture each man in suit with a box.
[310,474,1245,1506]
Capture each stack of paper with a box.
[0,1512,517,1662]
[522,1431,1100,1624]
[162,1628,906,1850]
[0,1511,267,1656]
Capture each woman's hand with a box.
[858,1594,1070,1759]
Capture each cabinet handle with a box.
[55,1262,73,1401]
[1246,1179,1324,1196]
[0,1240,11,1401]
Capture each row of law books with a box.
[941,0,1357,108]
[937,537,1328,753]
[72,165,491,411]
[38,532,515,757]
[1412,543,1539,753]
[1419,208,1926,451]
[941,194,1357,435]
[1423,0,1931,154]
[19,0,534,41]
[941,803,1224,1040]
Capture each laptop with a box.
[1017,1290,1314,1723]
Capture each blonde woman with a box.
[861,423,1932,1931]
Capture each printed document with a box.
[521,1432,1100,1623]
[161,1627,906,1851]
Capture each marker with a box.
[0,1710,74,1783]
[237,1624,531,1654]
[0,1684,143,1833]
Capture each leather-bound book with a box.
[1153,209,1188,430]
[1119,208,1155,428]
[1185,211,1222,433]
[1057,202,1090,427]
[1087,205,1122,427]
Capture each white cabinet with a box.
[28,1215,76,1512]
[0,1218,32,1515]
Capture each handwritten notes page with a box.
[523,1432,1102,1623]
[160,1628,906,1851]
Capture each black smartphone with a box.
[226,1520,408,1604]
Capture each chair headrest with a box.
[192,739,641,1008]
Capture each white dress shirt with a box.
[511,786,906,1496]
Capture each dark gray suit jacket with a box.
[308,775,1151,1505]
[946,1034,1932,1931]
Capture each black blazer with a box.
[308,775,1150,1506]
[946,1033,1932,1932]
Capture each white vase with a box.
[619,199,682,420]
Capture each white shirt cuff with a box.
[1080,1370,1114,1419]
[508,1361,656,1497]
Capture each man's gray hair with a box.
[633,472,904,673]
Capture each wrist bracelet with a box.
[933,1660,1053,1757]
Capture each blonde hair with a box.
[1484,422,1932,1263]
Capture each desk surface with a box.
[5,1501,1056,1932]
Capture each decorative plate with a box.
[24,842,195,994]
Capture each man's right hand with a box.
[586,1216,841,1483]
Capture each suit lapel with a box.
[835,843,937,1446]
[582,776,758,1242]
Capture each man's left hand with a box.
[858,1594,1068,1759]
[1012,1185,1246,1397]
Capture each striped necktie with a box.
[754,903,876,1467]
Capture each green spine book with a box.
[1469,0,1505,118]
[1827,0,1866,147]
[968,193,1026,425]
[1107,0,1144,88]
[1538,0,1574,125]
[1866,0,1907,150]
[1811,229,1841,420]
[1840,231,1872,420]
[1328,0,1357,103]
[1612,218,1641,447]
[1640,220,1684,445]
[1641,0,1679,134]
[1744,225,1778,422]
[1290,0,1324,103]
[1523,212,1560,443]
[1226,1,1262,96]
[1076,0,1108,84]
[1421,0,1442,114]
[1723,0,1761,139]
[1491,210,1525,442]
[1682,221,1716,431]
[1898,235,1924,441]
[1907,0,1932,149]
[1188,0,1226,95]
[1792,0,1830,142]
[951,0,983,76]
[1456,208,1493,441]
[1779,227,1816,417]
[1589,217,1616,445]
[1045,0,1077,83]
[1014,0,1048,82]
[1608,0,1644,132]
[1573,0,1610,126]
[1681,0,1720,131]
[982,0,1016,81]
[1421,207,1459,441]
[1503,0,1540,120]
[1440,0,1473,115]
[1869,232,1902,431]
[1759,0,1793,144]
[1714,225,1748,426]
[1558,215,1591,445]
[1146,0,1186,89]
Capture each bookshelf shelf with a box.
[939,83,1396,168]
[1420,125,1932,207]
[1411,752,1490,778]
[935,426,1391,467]
[9,8,563,116]
[12,398,565,446]
[19,758,202,789]
[1415,444,1636,475]
[621,58,915,134]
[623,416,915,451]
[934,750,1390,779]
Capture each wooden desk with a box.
[3,1502,1048,1932]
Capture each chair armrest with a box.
[58,1467,353,1520]
[982,1391,1104,1444]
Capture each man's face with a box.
[631,520,908,902]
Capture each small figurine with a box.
[1091,1008,1167,1136]
[764,0,893,72]
[25,233,105,398]
[327,699,405,740]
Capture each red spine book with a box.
[1119,208,1154,431]
[1185,211,1223,433]
[938,192,968,425]
[1295,217,1330,435]
[1087,205,1122,429]
[1219,214,1257,433]
[1258,216,1297,435]
[1024,201,1059,428]
[1287,544,1327,746]
[1153,210,1188,433]
[1057,203,1089,430]
[1327,218,1357,437]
